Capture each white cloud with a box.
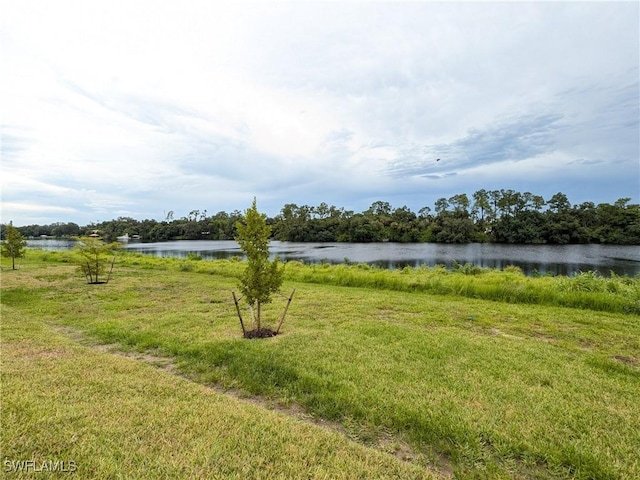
[1,0,638,225]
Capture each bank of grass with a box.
[2,252,640,479]
[113,250,640,314]
[283,261,640,314]
[35,249,639,314]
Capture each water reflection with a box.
[26,239,640,277]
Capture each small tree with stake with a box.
[1,223,27,270]
[232,198,294,338]
[74,236,120,284]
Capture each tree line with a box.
[5,190,640,245]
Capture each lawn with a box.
[2,252,639,479]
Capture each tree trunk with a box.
[256,302,262,331]
[249,304,256,328]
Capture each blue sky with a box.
[1,1,638,226]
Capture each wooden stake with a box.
[231,291,246,336]
[276,289,295,334]
[106,255,116,284]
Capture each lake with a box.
[27,239,640,277]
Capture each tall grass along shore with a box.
[2,250,639,479]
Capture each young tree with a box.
[1,223,27,270]
[233,198,293,338]
[74,236,120,284]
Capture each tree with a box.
[365,200,389,216]
[472,189,490,223]
[488,190,502,222]
[1,223,27,270]
[497,189,518,217]
[434,197,450,215]
[448,193,470,216]
[432,214,475,243]
[74,236,120,284]
[50,222,80,237]
[233,198,293,338]
[547,192,571,213]
[595,198,640,244]
[388,206,421,242]
[273,203,311,241]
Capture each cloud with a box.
[385,112,564,178]
[383,70,639,185]
[0,127,33,159]
[567,159,605,166]
[1,1,638,225]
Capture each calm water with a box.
[28,239,640,277]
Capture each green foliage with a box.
[452,261,485,275]
[238,260,284,307]
[179,262,194,272]
[1,224,27,270]
[13,191,640,245]
[10,221,80,238]
[235,198,284,330]
[73,236,120,284]
[280,261,640,315]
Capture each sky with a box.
[1,1,639,226]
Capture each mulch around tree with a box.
[244,328,278,339]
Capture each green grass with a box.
[1,279,435,479]
[24,250,640,316]
[280,262,640,315]
[100,251,640,314]
[2,253,639,479]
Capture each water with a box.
[28,239,640,277]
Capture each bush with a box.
[74,237,120,284]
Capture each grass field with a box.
[2,251,639,479]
